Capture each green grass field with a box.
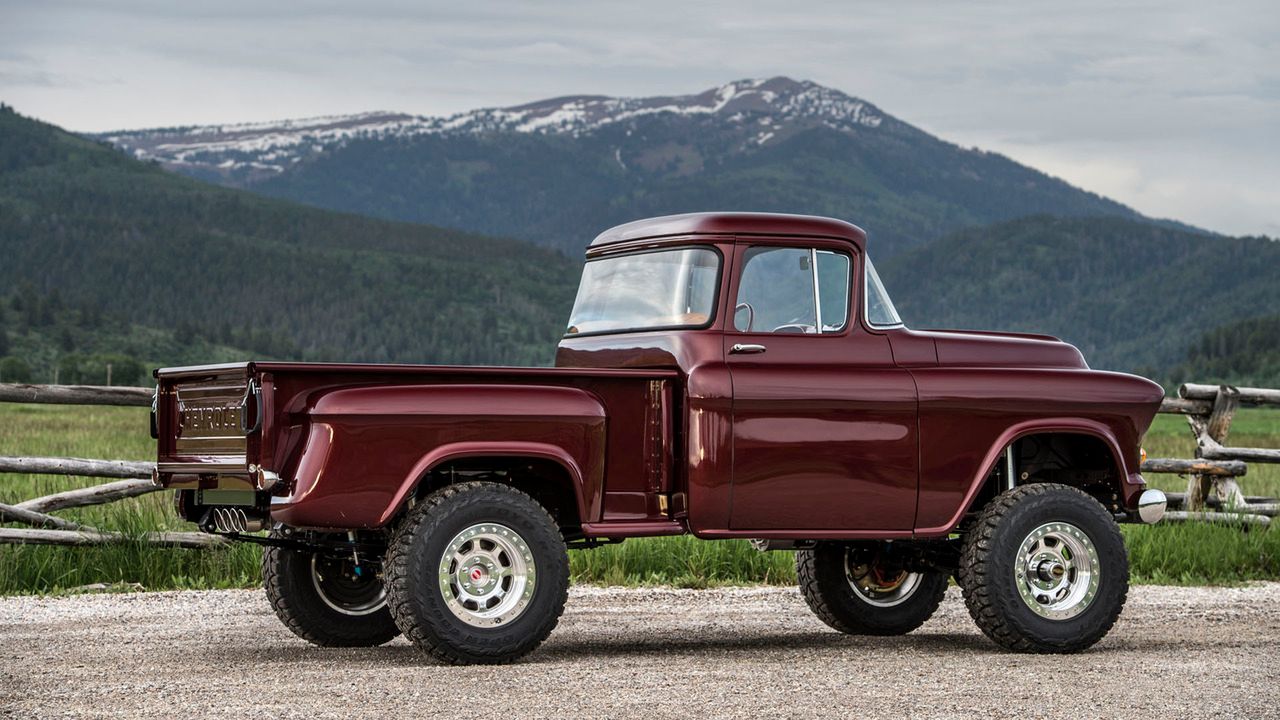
[1,403,1277,595]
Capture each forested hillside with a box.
[0,105,579,382]
[880,216,1280,373]
[0,292,251,385]
[1165,315,1280,388]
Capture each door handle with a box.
[730,343,767,355]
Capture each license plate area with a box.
[197,489,258,506]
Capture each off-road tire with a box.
[384,482,570,665]
[957,483,1128,653]
[796,543,949,635]
[262,531,400,647]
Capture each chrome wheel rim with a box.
[1015,521,1100,620]
[438,523,536,627]
[845,552,923,607]
[310,555,387,616]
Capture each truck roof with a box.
[589,212,868,249]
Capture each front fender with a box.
[270,384,606,529]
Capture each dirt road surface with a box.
[2,584,1278,719]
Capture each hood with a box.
[909,329,1089,369]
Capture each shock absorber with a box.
[349,530,362,577]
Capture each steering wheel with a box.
[734,302,755,332]
[771,314,817,334]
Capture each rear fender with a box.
[271,384,606,529]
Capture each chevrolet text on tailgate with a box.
[155,213,1168,663]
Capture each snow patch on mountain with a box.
[98,77,885,178]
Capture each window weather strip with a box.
[810,248,823,333]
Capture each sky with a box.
[2,0,1278,237]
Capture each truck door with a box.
[724,241,918,531]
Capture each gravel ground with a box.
[2,584,1279,719]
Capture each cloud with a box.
[1,0,1276,236]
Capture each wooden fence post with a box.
[1185,386,1244,510]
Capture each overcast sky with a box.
[2,0,1277,237]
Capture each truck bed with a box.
[155,361,682,534]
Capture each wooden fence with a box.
[0,380,1277,547]
[1151,383,1280,526]
[0,383,223,548]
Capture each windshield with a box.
[566,248,720,335]
[865,258,903,327]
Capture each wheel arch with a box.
[379,442,588,535]
[922,418,1133,536]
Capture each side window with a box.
[733,246,850,334]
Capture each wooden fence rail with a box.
[1137,383,1280,526]
[0,456,154,479]
[0,382,223,548]
[0,381,1277,546]
[0,383,152,407]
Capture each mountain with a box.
[879,215,1280,373]
[4,104,1272,386]
[97,77,1163,256]
[0,104,579,380]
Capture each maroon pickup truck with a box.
[154,212,1167,664]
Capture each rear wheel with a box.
[797,542,948,635]
[958,483,1128,653]
[384,482,569,664]
[263,530,400,647]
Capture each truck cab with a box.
[557,213,1160,538]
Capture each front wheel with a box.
[384,482,570,665]
[957,483,1128,653]
[262,530,400,647]
[797,542,949,635]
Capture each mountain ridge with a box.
[92,77,1177,254]
[98,77,888,175]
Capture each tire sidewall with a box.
[389,484,569,662]
[975,489,1128,647]
[803,544,948,635]
[263,539,399,647]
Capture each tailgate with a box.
[155,363,264,490]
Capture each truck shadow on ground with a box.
[532,631,1000,661]
[210,630,1098,667]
